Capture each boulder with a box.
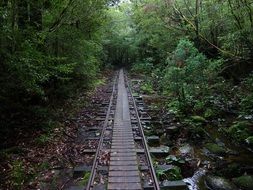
[147,136,160,146]
[205,143,226,156]
[233,175,253,190]
[191,115,207,123]
[205,175,237,190]
[179,144,194,157]
[246,136,253,148]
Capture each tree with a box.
[0,0,115,139]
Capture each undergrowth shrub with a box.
[160,39,224,115]
[10,160,26,189]
[131,58,154,74]
[239,73,253,116]
[0,26,103,138]
[161,39,207,110]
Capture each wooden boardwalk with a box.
[108,69,141,190]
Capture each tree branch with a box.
[49,0,75,32]
[173,4,239,57]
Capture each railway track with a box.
[66,69,160,190]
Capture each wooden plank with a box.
[113,134,132,136]
[111,146,135,149]
[109,170,139,177]
[110,149,135,153]
[112,137,133,140]
[108,182,142,190]
[110,160,138,166]
[109,176,140,183]
[112,141,134,145]
[110,156,136,161]
[110,152,136,157]
[109,165,138,171]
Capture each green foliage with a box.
[127,0,253,126]
[246,136,253,147]
[160,39,217,114]
[156,166,183,181]
[240,94,253,115]
[140,80,154,94]
[227,121,253,143]
[39,162,51,170]
[80,172,91,186]
[103,4,137,66]
[35,134,52,145]
[165,155,185,164]
[35,120,60,145]
[233,175,253,190]
[204,108,218,118]
[239,74,253,115]
[205,143,226,155]
[0,0,111,137]
[131,59,154,74]
[10,160,26,189]
[190,116,207,123]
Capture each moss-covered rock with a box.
[191,115,207,123]
[233,175,253,190]
[246,136,253,147]
[205,175,237,190]
[205,143,226,155]
[219,163,241,178]
[227,121,252,142]
[204,108,219,118]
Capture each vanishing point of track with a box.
[86,69,160,190]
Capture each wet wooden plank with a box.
[110,149,135,153]
[113,133,133,136]
[108,182,142,190]
[111,145,135,149]
[110,156,136,161]
[109,165,138,171]
[112,142,135,145]
[112,137,133,139]
[109,176,140,183]
[109,170,139,177]
[111,143,135,147]
[110,152,136,157]
[110,160,138,166]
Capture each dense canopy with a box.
[0,0,253,189]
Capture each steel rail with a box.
[124,70,160,190]
[86,71,118,190]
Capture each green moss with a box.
[156,166,182,181]
[246,136,253,147]
[10,160,26,189]
[205,143,226,155]
[35,134,52,145]
[191,115,207,123]
[227,121,252,142]
[80,172,91,186]
[220,163,241,178]
[140,81,154,94]
[233,175,253,190]
[204,108,218,118]
[39,162,50,170]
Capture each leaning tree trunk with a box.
[195,0,200,48]
[17,0,42,30]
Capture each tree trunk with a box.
[29,1,42,30]
[17,0,28,29]
[195,0,200,47]
[17,0,42,30]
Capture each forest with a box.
[0,0,253,189]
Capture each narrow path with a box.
[108,69,141,189]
